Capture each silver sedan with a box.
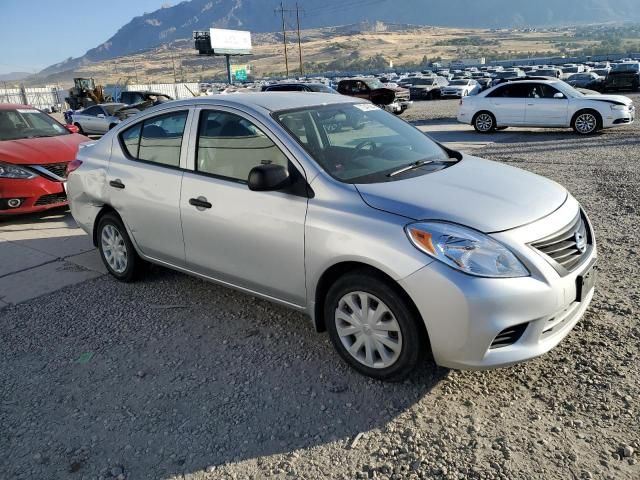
[71,103,131,135]
[67,93,597,381]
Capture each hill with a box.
[38,0,640,76]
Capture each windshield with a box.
[611,63,640,73]
[593,69,609,76]
[553,81,584,98]
[563,67,580,73]
[536,69,557,76]
[449,80,469,86]
[364,79,385,89]
[275,103,451,183]
[0,108,69,141]
[413,79,435,86]
[494,71,519,78]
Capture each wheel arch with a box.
[571,108,603,133]
[312,261,426,340]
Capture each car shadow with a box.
[0,266,448,479]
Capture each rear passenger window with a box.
[119,111,188,167]
[196,110,288,182]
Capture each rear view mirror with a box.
[554,93,565,99]
[248,164,291,192]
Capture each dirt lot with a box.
[1,97,639,480]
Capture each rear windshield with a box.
[611,63,640,73]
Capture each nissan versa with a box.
[67,93,597,381]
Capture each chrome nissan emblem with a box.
[575,232,587,253]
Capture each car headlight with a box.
[0,162,37,179]
[610,104,628,111]
[405,221,529,278]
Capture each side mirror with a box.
[65,124,80,133]
[248,164,291,192]
[554,92,565,99]
[97,114,105,118]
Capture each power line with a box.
[275,2,291,77]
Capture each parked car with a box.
[72,103,139,135]
[604,62,640,92]
[567,72,606,92]
[0,104,89,215]
[527,68,561,79]
[490,69,525,86]
[261,82,338,93]
[458,79,635,135]
[409,77,449,100]
[68,93,598,380]
[440,79,481,98]
[119,91,173,107]
[337,78,411,114]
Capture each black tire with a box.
[571,109,602,135]
[633,80,639,92]
[324,270,425,382]
[473,111,496,133]
[96,212,144,282]
[74,122,85,135]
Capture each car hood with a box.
[584,94,633,106]
[0,134,90,165]
[355,155,568,233]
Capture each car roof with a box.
[170,93,362,112]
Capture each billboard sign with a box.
[210,28,252,55]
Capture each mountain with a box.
[0,72,32,82]
[40,0,640,75]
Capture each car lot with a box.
[1,97,639,479]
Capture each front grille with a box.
[531,211,592,275]
[34,193,67,206]
[36,162,69,179]
[490,323,528,349]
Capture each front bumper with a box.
[399,196,597,370]
[0,177,67,215]
[602,106,635,128]
[441,90,465,98]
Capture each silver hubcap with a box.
[335,291,403,369]
[101,224,128,274]
[575,114,597,134]
[476,114,493,132]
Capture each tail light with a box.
[66,159,83,176]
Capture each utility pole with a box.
[132,57,139,84]
[275,1,290,77]
[296,2,304,75]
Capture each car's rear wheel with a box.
[97,213,144,282]
[473,111,496,133]
[324,271,425,381]
[73,122,85,135]
[572,110,601,135]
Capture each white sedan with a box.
[440,79,481,98]
[457,79,635,135]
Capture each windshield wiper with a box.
[387,160,434,177]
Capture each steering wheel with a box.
[354,140,377,152]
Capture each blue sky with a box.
[0,0,167,74]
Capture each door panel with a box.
[179,107,308,306]
[106,109,192,264]
[180,174,307,305]
[489,98,525,125]
[525,99,569,126]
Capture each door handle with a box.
[189,197,212,209]
[109,179,125,189]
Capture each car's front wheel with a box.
[572,110,601,135]
[473,111,496,133]
[73,122,85,135]
[324,271,425,381]
[97,213,144,282]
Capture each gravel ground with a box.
[1,97,639,480]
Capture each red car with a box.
[0,104,89,215]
